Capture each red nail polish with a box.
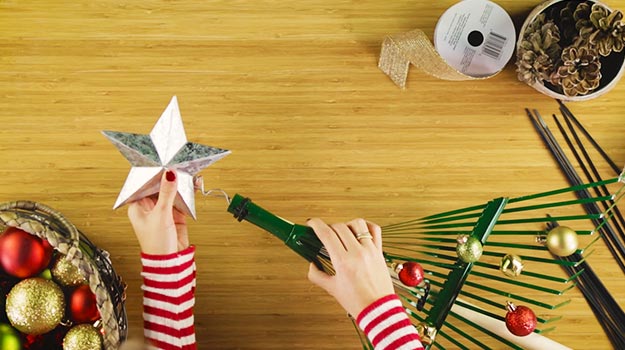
[166,170,176,182]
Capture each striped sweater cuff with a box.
[141,245,197,350]
[357,294,425,350]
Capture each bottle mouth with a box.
[227,194,251,221]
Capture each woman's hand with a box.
[127,170,189,255]
[307,218,394,317]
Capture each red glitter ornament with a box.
[68,285,100,323]
[505,302,537,336]
[396,261,425,287]
[0,227,53,278]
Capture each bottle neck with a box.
[227,194,323,264]
[228,194,295,242]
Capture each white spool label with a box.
[434,0,515,77]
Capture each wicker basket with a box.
[0,200,127,349]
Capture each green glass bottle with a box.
[227,194,333,274]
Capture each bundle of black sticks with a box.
[527,101,625,348]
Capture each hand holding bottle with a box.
[306,218,395,317]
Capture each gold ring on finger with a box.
[356,231,373,240]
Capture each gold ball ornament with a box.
[63,324,102,350]
[500,254,524,277]
[6,278,65,335]
[545,226,579,256]
[52,256,87,287]
[456,235,483,263]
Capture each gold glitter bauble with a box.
[63,324,102,350]
[546,226,579,257]
[500,254,524,277]
[51,256,87,287]
[6,278,65,335]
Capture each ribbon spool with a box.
[379,0,516,88]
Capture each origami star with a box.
[102,96,230,219]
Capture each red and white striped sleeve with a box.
[357,294,425,350]
[141,246,197,350]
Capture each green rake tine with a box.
[481,241,549,250]
[454,300,504,322]
[429,279,504,312]
[522,266,584,283]
[481,242,583,256]
[385,252,458,269]
[502,195,614,214]
[462,279,573,309]
[384,237,459,244]
[534,325,557,334]
[480,250,581,266]
[383,203,487,229]
[383,230,474,235]
[415,222,483,230]
[386,237,460,244]
[496,214,602,225]
[591,188,625,234]
[584,232,604,249]
[433,332,464,350]
[468,269,576,294]
[539,315,563,325]
[508,177,619,203]
[473,261,581,283]
[416,212,483,226]
[489,229,592,235]
[431,342,447,350]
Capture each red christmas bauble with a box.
[68,285,100,323]
[505,302,537,336]
[397,261,425,287]
[0,227,53,278]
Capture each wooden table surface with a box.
[1,1,624,349]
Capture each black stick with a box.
[557,100,621,174]
[527,109,625,273]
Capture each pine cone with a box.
[554,1,580,45]
[524,13,547,39]
[550,46,602,96]
[516,19,561,85]
[518,51,554,84]
[575,2,593,37]
[587,5,625,56]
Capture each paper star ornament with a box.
[102,96,230,219]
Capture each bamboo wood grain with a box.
[1,1,625,349]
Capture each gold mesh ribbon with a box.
[378,29,493,88]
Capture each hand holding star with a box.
[102,96,230,219]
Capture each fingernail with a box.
[166,170,176,182]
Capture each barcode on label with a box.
[482,31,507,60]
